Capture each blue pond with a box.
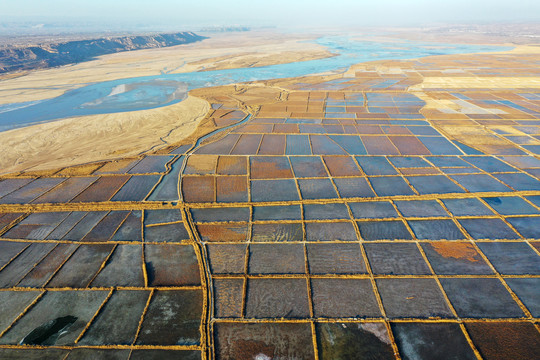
[0,36,511,131]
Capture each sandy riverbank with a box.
[0,95,209,175]
[0,32,332,105]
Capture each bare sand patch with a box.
[0,95,209,175]
[186,49,334,72]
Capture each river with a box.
[0,36,511,131]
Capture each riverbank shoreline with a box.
[0,95,209,175]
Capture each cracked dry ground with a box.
[0,50,540,360]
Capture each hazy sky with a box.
[3,0,540,29]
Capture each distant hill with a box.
[0,32,207,73]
